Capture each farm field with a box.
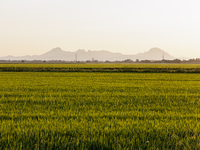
[1,63,200,68]
[1,65,200,149]
[1,64,200,73]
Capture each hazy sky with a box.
[1,0,200,58]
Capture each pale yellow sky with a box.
[1,0,200,58]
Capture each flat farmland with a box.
[1,65,200,149]
[1,64,200,73]
[2,63,200,68]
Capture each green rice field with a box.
[1,63,200,69]
[1,64,200,73]
[1,64,200,149]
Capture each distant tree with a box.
[124,59,133,63]
[173,59,181,63]
[105,60,110,63]
[140,60,151,63]
[136,59,140,63]
[196,58,200,62]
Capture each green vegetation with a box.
[1,64,200,149]
[1,64,200,73]
[1,63,200,68]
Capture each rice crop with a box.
[1,66,200,149]
[1,64,200,73]
[1,63,200,68]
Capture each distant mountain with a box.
[134,47,175,60]
[0,47,178,61]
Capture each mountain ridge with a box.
[0,47,180,61]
